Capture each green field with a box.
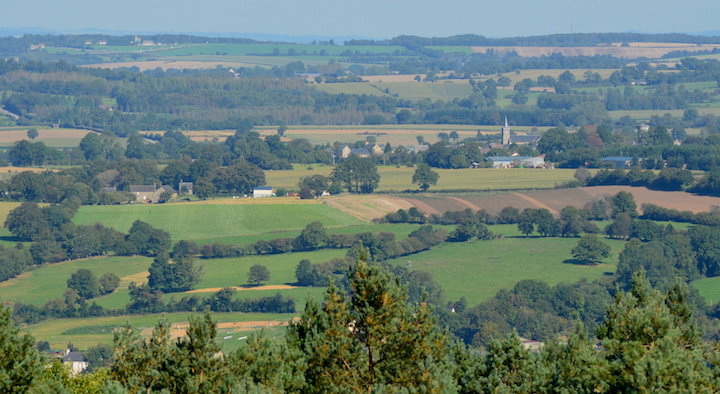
[386,235,626,305]
[692,276,720,305]
[0,256,152,305]
[264,167,580,192]
[73,201,364,242]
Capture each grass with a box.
[386,235,625,305]
[73,200,364,242]
[0,256,152,306]
[264,167,580,192]
[197,249,348,288]
[692,277,720,305]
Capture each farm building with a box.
[128,185,157,202]
[253,187,275,198]
[178,181,193,195]
[485,156,545,168]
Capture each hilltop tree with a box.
[412,164,440,192]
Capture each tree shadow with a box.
[0,235,22,243]
[562,258,599,266]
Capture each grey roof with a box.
[161,185,177,194]
[510,135,541,143]
[254,187,273,191]
[62,352,86,362]
[350,148,371,156]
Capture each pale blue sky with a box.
[3,0,719,40]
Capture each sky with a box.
[3,0,720,41]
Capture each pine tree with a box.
[0,305,44,393]
[595,271,715,391]
[287,246,456,392]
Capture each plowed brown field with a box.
[329,186,720,221]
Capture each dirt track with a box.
[185,284,298,293]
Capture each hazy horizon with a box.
[4,0,720,42]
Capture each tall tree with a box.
[287,247,456,391]
[0,305,45,392]
[412,164,440,192]
[247,264,270,286]
[331,155,380,193]
[595,272,714,391]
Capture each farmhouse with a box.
[62,351,88,376]
[128,185,157,202]
[253,187,275,198]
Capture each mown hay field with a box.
[24,311,294,350]
[265,167,579,193]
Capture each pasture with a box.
[73,199,364,242]
[0,256,152,306]
[386,235,625,305]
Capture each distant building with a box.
[501,117,511,145]
[128,185,157,202]
[253,187,275,198]
[485,156,545,168]
[179,181,193,195]
[62,351,88,376]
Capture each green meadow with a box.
[386,235,626,305]
[73,202,364,242]
[0,256,152,306]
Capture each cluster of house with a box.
[115,181,193,203]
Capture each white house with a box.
[62,351,88,376]
[253,187,275,198]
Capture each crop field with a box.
[263,167,579,193]
[24,311,295,350]
[386,235,626,305]
[0,127,91,147]
[73,199,364,242]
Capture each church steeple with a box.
[501,117,510,145]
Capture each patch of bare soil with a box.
[383,186,720,217]
[185,284,298,293]
[167,318,300,340]
[323,195,416,221]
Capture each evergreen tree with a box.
[287,246,456,391]
[0,305,45,393]
[595,272,715,391]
